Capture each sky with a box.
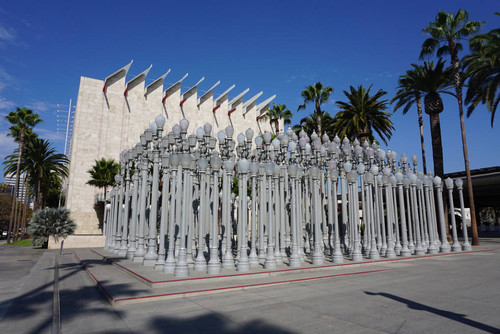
[0,0,498,182]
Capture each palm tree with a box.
[4,107,42,243]
[292,109,336,138]
[464,14,500,126]
[420,9,483,246]
[417,59,455,179]
[262,103,293,134]
[3,138,69,210]
[86,158,120,200]
[297,82,334,138]
[333,85,394,146]
[391,63,429,173]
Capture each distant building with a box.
[5,173,28,202]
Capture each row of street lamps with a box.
[103,114,471,277]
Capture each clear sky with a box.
[0,0,498,182]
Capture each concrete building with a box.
[63,61,279,248]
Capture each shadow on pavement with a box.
[364,291,499,333]
[99,312,296,334]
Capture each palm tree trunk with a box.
[429,113,444,178]
[20,178,28,238]
[453,67,479,245]
[7,130,24,244]
[274,120,280,134]
[416,96,427,174]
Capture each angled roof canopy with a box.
[163,73,188,103]
[103,60,133,92]
[228,88,249,106]
[198,81,220,106]
[145,69,170,96]
[256,95,277,120]
[242,91,263,115]
[124,65,152,96]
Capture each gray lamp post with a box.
[365,172,380,260]
[155,140,169,270]
[423,176,438,254]
[445,178,462,252]
[433,176,450,253]
[311,166,325,264]
[174,152,192,277]
[119,151,132,257]
[194,157,209,271]
[207,154,222,274]
[222,159,235,269]
[455,178,472,251]
[347,169,363,261]
[113,173,123,254]
[395,171,411,257]
[237,158,250,271]
[248,161,260,267]
[144,115,165,265]
[410,172,425,255]
[126,148,140,259]
[288,164,301,267]
[264,162,277,269]
[164,153,180,274]
[133,130,151,263]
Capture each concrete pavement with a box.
[0,240,499,333]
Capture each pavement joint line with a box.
[52,253,61,334]
[89,248,497,285]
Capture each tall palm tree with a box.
[4,138,69,210]
[333,85,394,146]
[262,103,293,134]
[297,82,334,138]
[391,63,429,173]
[464,14,500,126]
[4,107,42,243]
[292,109,336,138]
[417,59,455,179]
[420,9,483,246]
[86,158,120,200]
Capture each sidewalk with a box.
[1,240,499,333]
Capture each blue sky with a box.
[0,0,498,182]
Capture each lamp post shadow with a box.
[364,291,499,333]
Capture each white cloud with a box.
[0,24,14,42]
[36,127,63,142]
[0,96,15,110]
[0,67,15,92]
[27,100,54,113]
[0,131,17,160]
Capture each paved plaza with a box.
[0,239,499,333]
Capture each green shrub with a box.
[27,208,76,248]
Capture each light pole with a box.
[445,178,462,252]
[455,178,472,251]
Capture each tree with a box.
[464,13,500,126]
[292,109,336,138]
[420,9,483,246]
[3,138,69,210]
[417,59,455,179]
[86,158,120,199]
[4,107,42,243]
[261,103,293,134]
[391,63,429,173]
[333,85,394,146]
[297,82,334,138]
[27,207,76,248]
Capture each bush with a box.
[27,208,76,248]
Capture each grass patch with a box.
[8,239,32,247]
